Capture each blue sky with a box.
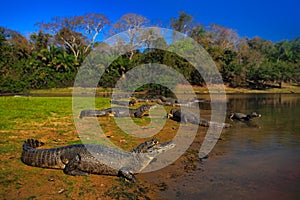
[1,0,299,42]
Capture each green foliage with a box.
[27,45,78,89]
[0,13,300,93]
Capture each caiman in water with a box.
[229,112,261,121]
[21,138,175,182]
[79,104,157,119]
[167,108,231,128]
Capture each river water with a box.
[156,94,300,200]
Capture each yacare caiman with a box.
[167,108,231,128]
[21,138,175,182]
[79,104,157,119]
[229,111,261,121]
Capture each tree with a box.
[28,44,77,89]
[37,13,110,62]
[30,30,51,52]
[111,13,150,60]
[207,23,240,50]
[0,27,31,92]
[189,24,209,49]
[170,11,194,35]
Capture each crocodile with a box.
[167,108,231,128]
[21,138,175,182]
[79,104,157,119]
[229,112,261,121]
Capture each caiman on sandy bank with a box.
[79,104,157,119]
[167,108,231,128]
[21,138,175,182]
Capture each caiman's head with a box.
[131,138,159,153]
[144,140,175,157]
[166,108,179,119]
[229,112,235,119]
[139,104,157,112]
[129,97,137,106]
[132,138,175,156]
[107,111,115,117]
[134,104,158,118]
[249,112,261,118]
[129,138,175,174]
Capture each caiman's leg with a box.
[134,111,143,118]
[199,119,210,127]
[118,168,136,182]
[79,110,87,119]
[63,154,88,176]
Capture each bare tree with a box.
[37,13,110,61]
[110,13,150,60]
[207,23,240,50]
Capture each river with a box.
[145,94,300,200]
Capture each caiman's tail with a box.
[21,139,45,167]
[21,139,64,169]
[23,138,44,150]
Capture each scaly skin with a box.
[21,138,174,181]
[229,112,261,121]
[79,104,156,119]
[158,96,177,106]
[167,108,231,128]
[110,99,136,106]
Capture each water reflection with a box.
[156,94,300,200]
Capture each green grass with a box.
[0,97,69,129]
[0,96,113,198]
[0,96,111,129]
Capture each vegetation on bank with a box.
[1,12,299,93]
[0,96,162,199]
[23,83,300,96]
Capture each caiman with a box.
[79,104,156,119]
[21,138,175,182]
[229,112,261,121]
[110,99,136,106]
[167,108,231,128]
[158,95,177,106]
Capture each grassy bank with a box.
[25,83,300,96]
[0,87,298,199]
[0,96,181,199]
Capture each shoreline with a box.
[1,83,300,96]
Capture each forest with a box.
[1,12,299,93]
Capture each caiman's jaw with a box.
[149,104,157,110]
[166,113,173,119]
[250,112,261,118]
[145,141,175,155]
[142,104,157,111]
[166,108,177,119]
[229,112,234,120]
[108,111,115,117]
